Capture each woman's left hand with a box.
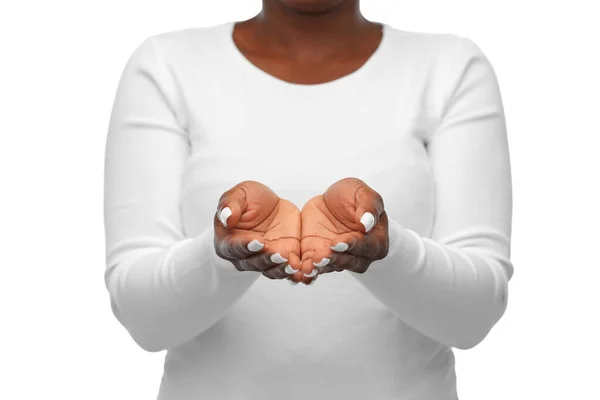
[294,177,389,284]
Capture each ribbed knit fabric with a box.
[103,20,513,400]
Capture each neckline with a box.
[222,20,391,91]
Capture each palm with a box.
[300,178,388,276]
[214,181,302,278]
[300,195,355,263]
[230,198,301,246]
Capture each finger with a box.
[261,250,301,280]
[324,251,372,274]
[289,253,305,283]
[300,233,331,274]
[329,231,387,260]
[300,252,318,280]
[353,184,385,233]
[295,258,316,285]
[290,268,304,284]
[301,274,317,285]
[239,249,286,273]
[215,185,247,229]
[284,252,303,284]
[311,252,344,275]
[215,181,280,230]
[261,262,289,280]
[310,245,336,274]
[285,250,302,276]
[214,232,266,261]
[239,238,298,272]
[313,261,338,275]
[305,273,318,286]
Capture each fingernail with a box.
[360,212,375,233]
[313,257,330,268]
[303,269,318,278]
[219,207,232,228]
[270,253,288,264]
[284,264,299,275]
[331,242,349,252]
[289,279,299,286]
[308,276,318,286]
[247,240,265,252]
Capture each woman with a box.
[103,0,513,398]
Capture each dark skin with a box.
[214,0,390,284]
[233,0,385,85]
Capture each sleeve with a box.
[350,37,513,350]
[103,36,259,353]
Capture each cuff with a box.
[353,218,426,279]
[164,227,239,289]
[205,225,241,274]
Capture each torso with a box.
[154,21,460,400]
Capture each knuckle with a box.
[221,184,246,205]
[240,258,256,272]
[250,255,271,272]
[263,252,275,266]
[260,257,274,271]
[238,259,255,272]
[275,268,287,280]
[214,244,230,261]
[262,271,275,280]
[256,264,270,272]
[346,238,357,251]
[233,184,248,196]
[231,261,245,272]
[349,257,363,271]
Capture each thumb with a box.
[215,185,247,229]
[216,180,279,229]
[353,185,385,234]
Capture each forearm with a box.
[105,226,259,352]
[351,218,512,350]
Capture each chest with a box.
[180,82,437,238]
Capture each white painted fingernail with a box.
[313,257,330,268]
[303,269,318,278]
[289,279,299,285]
[247,240,265,252]
[219,207,232,228]
[330,242,349,252]
[270,253,288,263]
[360,212,375,233]
[284,264,299,274]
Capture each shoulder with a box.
[384,24,496,95]
[125,22,229,66]
[383,24,488,70]
[382,25,500,137]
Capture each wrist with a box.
[205,226,242,274]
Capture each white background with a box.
[1,0,598,399]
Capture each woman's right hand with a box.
[213,180,302,281]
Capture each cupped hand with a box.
[213,180,302,280]
[297,177,389,284]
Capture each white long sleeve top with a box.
[103,20,513,400]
